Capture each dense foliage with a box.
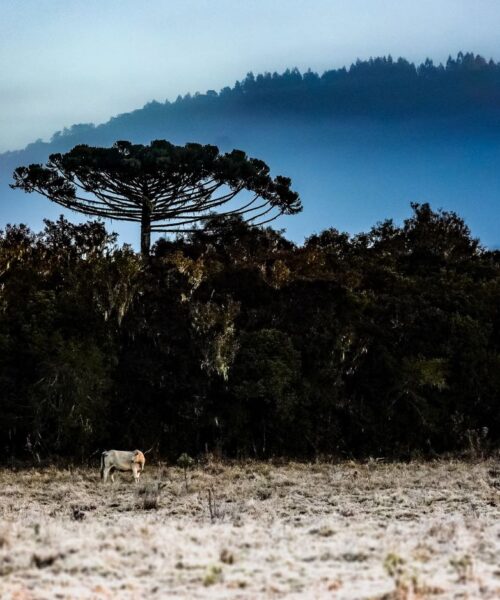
[1,204,499,460]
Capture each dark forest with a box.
[1,203,499,461]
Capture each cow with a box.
[100,449,146,483]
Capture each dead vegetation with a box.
[0,460,499,598]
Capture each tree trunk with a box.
[140,203,151,257]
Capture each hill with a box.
[2,52,500,246]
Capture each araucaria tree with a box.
[11,140,301,255]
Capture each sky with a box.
[2,0,500,152]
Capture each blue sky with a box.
[2,0,500,152]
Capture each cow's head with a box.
[133,450,146,470]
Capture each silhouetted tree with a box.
[11,140,301,256]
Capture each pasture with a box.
[0,460,499,599]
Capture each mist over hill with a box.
[2,52,500,247]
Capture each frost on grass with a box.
[0,461,499,598]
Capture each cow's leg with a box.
[132,464,140,483]
[110,468,115,483]
[100,452,107,481]
[102,466,111,483]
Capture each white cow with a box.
[100,449,146,483]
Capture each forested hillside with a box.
[1,204,499,460]
[33,51,500,146]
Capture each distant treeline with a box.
[1,204,499,460]
[46,52,500,147]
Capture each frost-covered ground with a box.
[0,460,499,599]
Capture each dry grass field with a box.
[1,459,499,599]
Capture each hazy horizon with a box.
[2,0,500,152]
